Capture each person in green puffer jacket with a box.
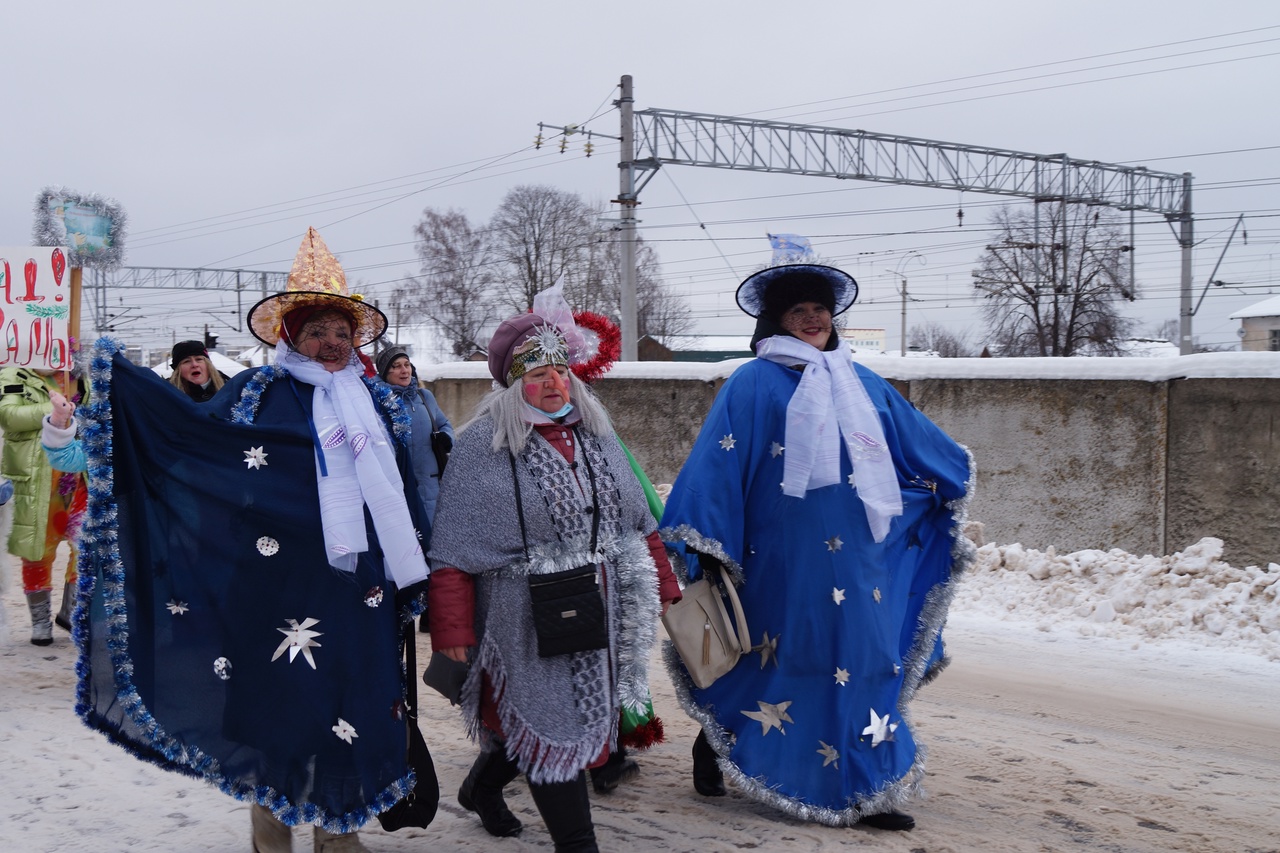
[0,366,86,646]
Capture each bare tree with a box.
[973,204,1135,356]
[908,321,971,357]
[406,208,499,358]
[573,231,694,342]
[489,185,598,313]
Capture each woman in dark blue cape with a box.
[661,264,975,830]
[74,229,431,851]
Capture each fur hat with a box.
[735,264,858,321]
[170,340,208,369]
[246,228,387,347]
[487,313,569,387]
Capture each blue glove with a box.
[0,478,13,506]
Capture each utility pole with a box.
[616,75,639,361]
[1176,173,1195,355]
[900,278,908,357]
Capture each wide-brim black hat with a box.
[735,264,858,319]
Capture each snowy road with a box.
[2,563,1278,852]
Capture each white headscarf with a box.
[276,341,429,588]
[754,335,903,542]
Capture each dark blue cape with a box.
[661,357,974,824]
[74,341,427,832]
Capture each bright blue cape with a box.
[661,357,973,824]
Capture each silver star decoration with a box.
[893,663,901,675]
[741,700,794,736]
[332,718,358,744]
[213,657,232,681]
[847,472,856,487]
[770,441,784,458]
[166,599,189,615]
[243,446,268,470]
[272,617,324,669]
[832,587,846,605]
[862,708,898,747]
[825,535,843,552]
[834,667,850,686]
[873,587,882,603]
[754,631,780,669]
[818,741,840,768]
[719,434,736,451]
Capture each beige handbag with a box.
[662,565,751,689]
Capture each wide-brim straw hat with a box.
[247,227,388,347]
[735,264,858,319]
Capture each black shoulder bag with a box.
[513,429,609,658]
[377,621,440,831]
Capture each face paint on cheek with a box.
[524,382,541,401]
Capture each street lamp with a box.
[886,252,926,356]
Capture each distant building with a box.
[839,327,887,353]
[1229,295,1280,352]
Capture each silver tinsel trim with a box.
[658,524,746,587]
[32,186,128,270]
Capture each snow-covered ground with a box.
[1,536,1276,852]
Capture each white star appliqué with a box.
[272,617,324,669]
[754,631,780,669]
[873,587,882,603]
[834,667,850,686]
[770,441,784,458]
[862,708,899,747]
[825,535,843,553]
[243,446,268,469]
[332,718,358,744]
[719,434,736,451]
[832,587,846,605]
[166,599,189,615]
[818,741,840,768]
[847,472,856,487]
[741,700,794,736]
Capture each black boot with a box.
[55,581,74,632]
[590,746,639,794]
[528,771,598,853]
[857,810,915,831]
[692,730,726,797]
[458,747,523,837]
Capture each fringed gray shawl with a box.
[428,416,660,783]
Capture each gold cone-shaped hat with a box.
[247,227,388,346]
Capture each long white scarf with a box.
[755,336,903,542]
[276,343,429,587]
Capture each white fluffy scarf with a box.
[755,335,903,542]
[276,342,428,587]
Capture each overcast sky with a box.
[3,1,1277,356]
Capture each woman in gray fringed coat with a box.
[428,312,678,853]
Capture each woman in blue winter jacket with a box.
[374,345,453,523]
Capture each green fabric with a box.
[0,368,56,559]
[619,697,656,734]
[616,436,664,523]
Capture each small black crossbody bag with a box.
[512,430,608,658]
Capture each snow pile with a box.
[955,537,1280,660]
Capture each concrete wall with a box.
[423,369,1279,567]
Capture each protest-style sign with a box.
[0,247,74,369]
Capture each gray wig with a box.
[464,372,615,454]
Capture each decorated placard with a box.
[33,186,127,270]
[0,247,74,369]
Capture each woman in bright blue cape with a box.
[660,264,974,829]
